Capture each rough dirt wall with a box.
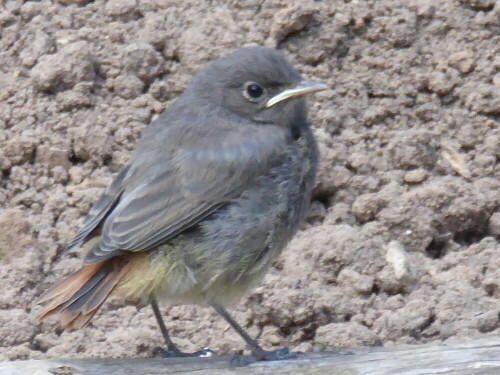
[0,0,499,361]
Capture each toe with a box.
[258,347,302,361]
[192,348,216,358]
[153,347,216,358]
[230,354,257,367]
[271,347,290,359]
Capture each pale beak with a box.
[266,80,328,108]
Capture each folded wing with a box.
[83,124,288,264]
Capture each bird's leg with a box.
[150,296,215,358]
[211,302,300,366]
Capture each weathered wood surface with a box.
[1,336,499,375]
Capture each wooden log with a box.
[1,336,499,375]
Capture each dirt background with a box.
[0,0,499,361]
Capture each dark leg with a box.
[211,302,300,365]
[151,296,215,358]
[151,297,180,352]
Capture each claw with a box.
[153,347,216,358]
[230,354,257,367]
[230,347,301,366]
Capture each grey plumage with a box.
[37,47,325,360]
[75,48,318,280]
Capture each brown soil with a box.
[0,0,499,361]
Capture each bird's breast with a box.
[134,130,318,305]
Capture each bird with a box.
[36,46,327,364]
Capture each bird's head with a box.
[186,47,327,128]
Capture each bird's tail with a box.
[36,259,131,330]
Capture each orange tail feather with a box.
[36,259,130,330]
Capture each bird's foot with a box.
[153,347,215,358]
[230,347,301,366]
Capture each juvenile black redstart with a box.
[37,47,327,363]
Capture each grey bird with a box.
[36,47,327,363]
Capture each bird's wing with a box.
[65,165,131,253]
[83,123,288,264]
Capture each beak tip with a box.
[266,80,328,107]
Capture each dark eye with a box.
[243,82,264,102]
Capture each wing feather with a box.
[65,165,130,252]
[83,121,288,263]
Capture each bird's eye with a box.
[243,82,264,102]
